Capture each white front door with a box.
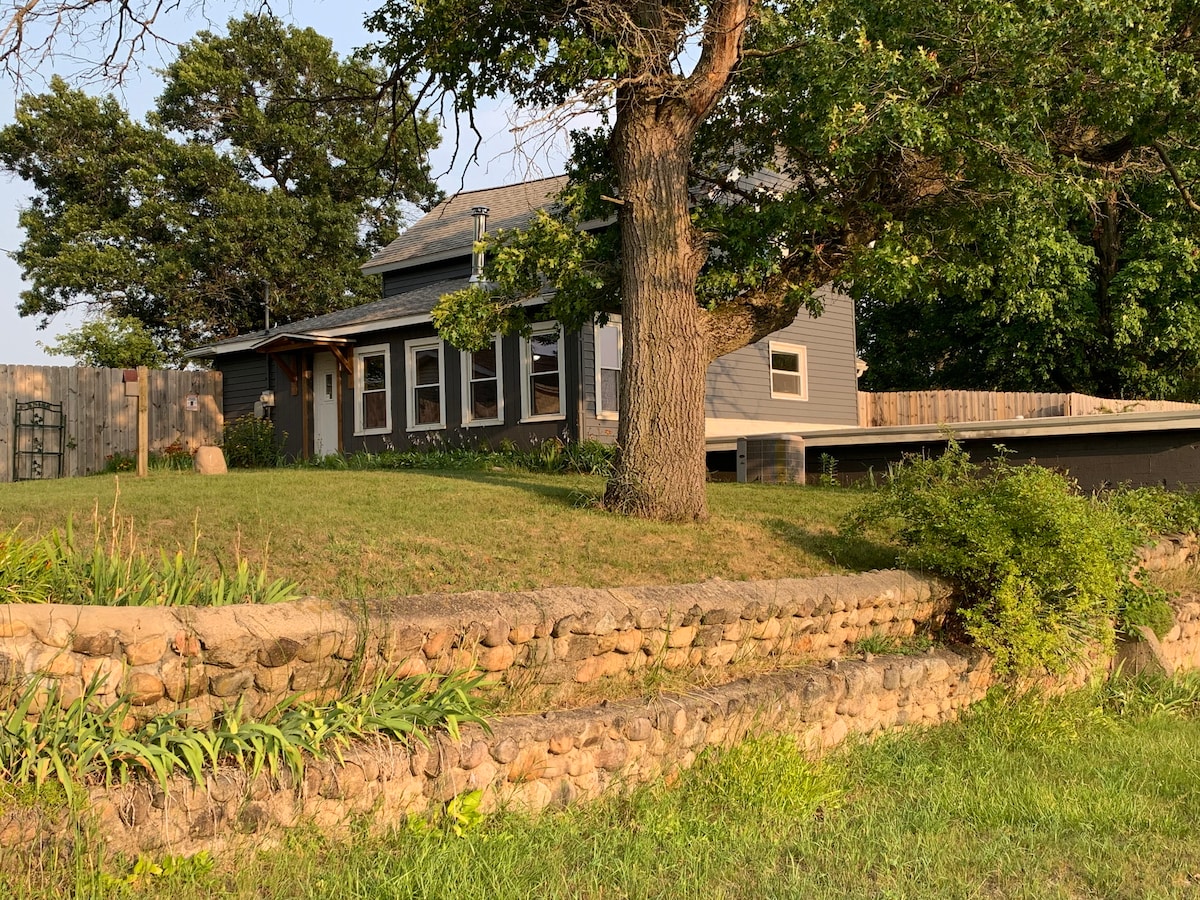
[312,353,339,457]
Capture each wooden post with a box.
[136,365,149,477]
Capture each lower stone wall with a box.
[0,571,951,726]
[1,645,1000,855]
[1161,598,1200,672]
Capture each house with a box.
[188,176,861,459]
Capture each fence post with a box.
[137,365,149,477]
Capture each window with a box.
[405,337,445,430]
[595,317,621,419]
[521,322,563,421]
[769,341,808,401]
[353,344,391,435]
[462,336,504,426]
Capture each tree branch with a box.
[1153,140,1200,213]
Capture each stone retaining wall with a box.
[2,644,1002,855]
[1161,598,1200,672]
[0,571,951,726]
[1,538,1197,857]
[14,618,1191,859]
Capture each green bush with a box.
[223,415,284,468]
[847,443,1141,673]
[1102,485,1200,536]
[1118,582,1176,639]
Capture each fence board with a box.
[0,365,222,482]
[858,390,1200,428]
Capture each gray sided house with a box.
[189,176,861,459]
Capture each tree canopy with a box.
[41,315,168,369]
[0,13,441,356]
[384,0,1200,516]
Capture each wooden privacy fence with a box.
[0,365,222,482]
[858,390,1200,428]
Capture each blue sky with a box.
[0,0,571,364]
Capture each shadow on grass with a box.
[766,517,899,572]
[413,468,606,509]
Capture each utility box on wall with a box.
[736,434,806,483]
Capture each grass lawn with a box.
[5,678,1198,899]
[0,469,893,600]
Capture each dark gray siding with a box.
[215,353,271,421]
[809,430,1200,491]
[382,260,473,297]
[337,323,582,455]
[704,284,859,427]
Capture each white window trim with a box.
[594,315,621,421]
[768,340,809,401]
[353,344,392,436]
[460,335,505,427]
[405,337,446,431]
[521,321,566,423]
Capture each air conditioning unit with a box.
[736,435,806,484]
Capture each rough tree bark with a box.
[602,0,752,523]
[605,95,712,520]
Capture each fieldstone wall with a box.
[1161,598,1200,672]
[2,645,1002,856]
[1,537,1197,857]
[1135,533,1199,572]
[0,571,951,727]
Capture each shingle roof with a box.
[188,276,469,357]
[362,175,567,274]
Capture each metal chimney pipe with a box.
[471,206,489,282]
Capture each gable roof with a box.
[362,175,568,275]
[191,175,574,358]
[187,276,470,358]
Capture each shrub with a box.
[297,437,618,476]
[223,415,284,468]
[846,443,1141,673]
[1118,582,1176,639]
[102,452,136,473]
[1102,485,1200,536]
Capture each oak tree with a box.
[0,13,440,354]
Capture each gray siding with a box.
[580,323,618,444]
[810,430,1200,492]
[383,260,473,297]
[216,353,272,421]
[336,324,582,455]
[704,284,859,427]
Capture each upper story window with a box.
[354,344,391,435]
[521,322,563,421]
[595,317,621,419]
[462,336,503,426]
[769,341,808,401]
[406,337,445,430]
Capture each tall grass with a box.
[7,676,1199,899]
[0,494,298,607]
[0,672,491,802]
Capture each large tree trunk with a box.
[604,95,711,522]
